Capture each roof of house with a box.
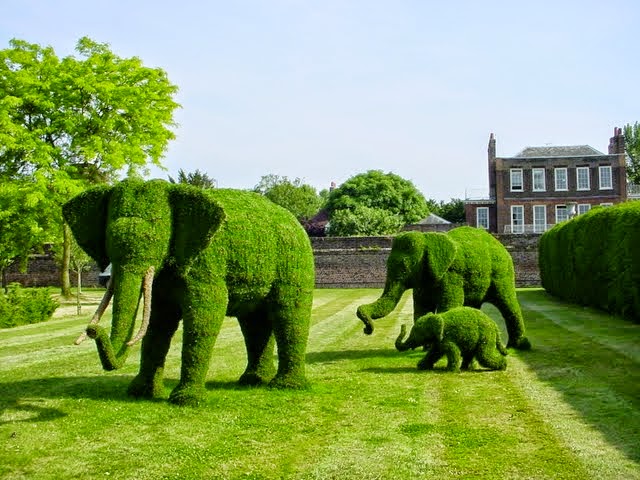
[416,213,451,225]
[512,145,605,158]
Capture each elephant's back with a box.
[206,189,314,284]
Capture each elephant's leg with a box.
[169,285,228,406]
[442,341,462,372]
[476,337,507,371]
[490,282,529,349]
[237,311,276,385]
[127,298,181,399]
[268,284,312,389]
[417,346,441,370]
[461,352,475,370]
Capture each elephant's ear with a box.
[169,185,226,266]
[62,186,112,271]
[433,315,445,342]
[423,233,457,280]
[425,314,445,342]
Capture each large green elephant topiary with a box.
[357,226,530,349]
[395,307,508,371]
[63,179,315,406]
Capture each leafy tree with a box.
[327,205,403,236]
[326,170,429,236]
[0,37,180,296]
[0,181,52,292]
[429,198,466,223]
[254,174,323,222]
[169,168,217,189]
[624,122,640,184]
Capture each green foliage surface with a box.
[326,170,429,236]
[63,179,314,405]
[168,169,217,189]
[253,174,324,222]
[539,201,640,321]
[0,182,53,287]
[0,36,180,295]
[0,289,639,479]
[359,227,529,349]
[401,307,508,371]
[328,204,404,236]
[0,284,58,328]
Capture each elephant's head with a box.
[395,313,444,351]
[357,231,457,334]
[63,179,225,371]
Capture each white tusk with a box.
[127,266,155,346]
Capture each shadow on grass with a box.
[306,348,401,364]
[0,375,259,424]
[510,290,640,464]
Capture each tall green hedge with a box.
[539,202,640,322]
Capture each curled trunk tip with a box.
[395,324,410,351]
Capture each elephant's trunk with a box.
[84,266,155,371]
[356,282,405,335]
[395,324,412,351]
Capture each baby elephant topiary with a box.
[395,307,508,372]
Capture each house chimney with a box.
[330,181,336,191]
[608,127,625,154]
[488,133,496,198]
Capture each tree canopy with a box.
[325,170,429,236]
[624,122,640,184]
[0,37,180,294]
[253,174,323,222]
[169,169,217,189]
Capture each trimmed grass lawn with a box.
[1,288,639,479]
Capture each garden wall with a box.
[312,233,540,288]
[7,234,541,289]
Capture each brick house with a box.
[464,128,631,234]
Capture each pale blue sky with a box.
[2,1,639,200]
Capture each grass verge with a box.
[0,288,638,479]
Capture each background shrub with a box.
[539,202,640,322]
[0,283,59,328]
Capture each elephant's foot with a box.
[508,336,532,351]
[445,364,461,373]
[268,372,310,390]
[169,384,207,407]
[238,362,276,386]
[416,359,435,371]
[238,372,268,386]
[127,375,164,399]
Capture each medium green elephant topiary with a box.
[395,307,508,372]
[63,178,315,406]
[357,226,530,349]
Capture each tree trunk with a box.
[1,267,6,294]
[60,223,72,298]
[76,269,82,315]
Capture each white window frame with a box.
[576,167,590,191]
[510,168,523,192]
[511,205,524,234]
[555,205,569,223]
[600,202,613,207]
[532,205,547,233]
[554,168,568,191]
[476,207,489,230]
[532,168,546,192]
[599,165,612,190]
[577,204,590,215]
